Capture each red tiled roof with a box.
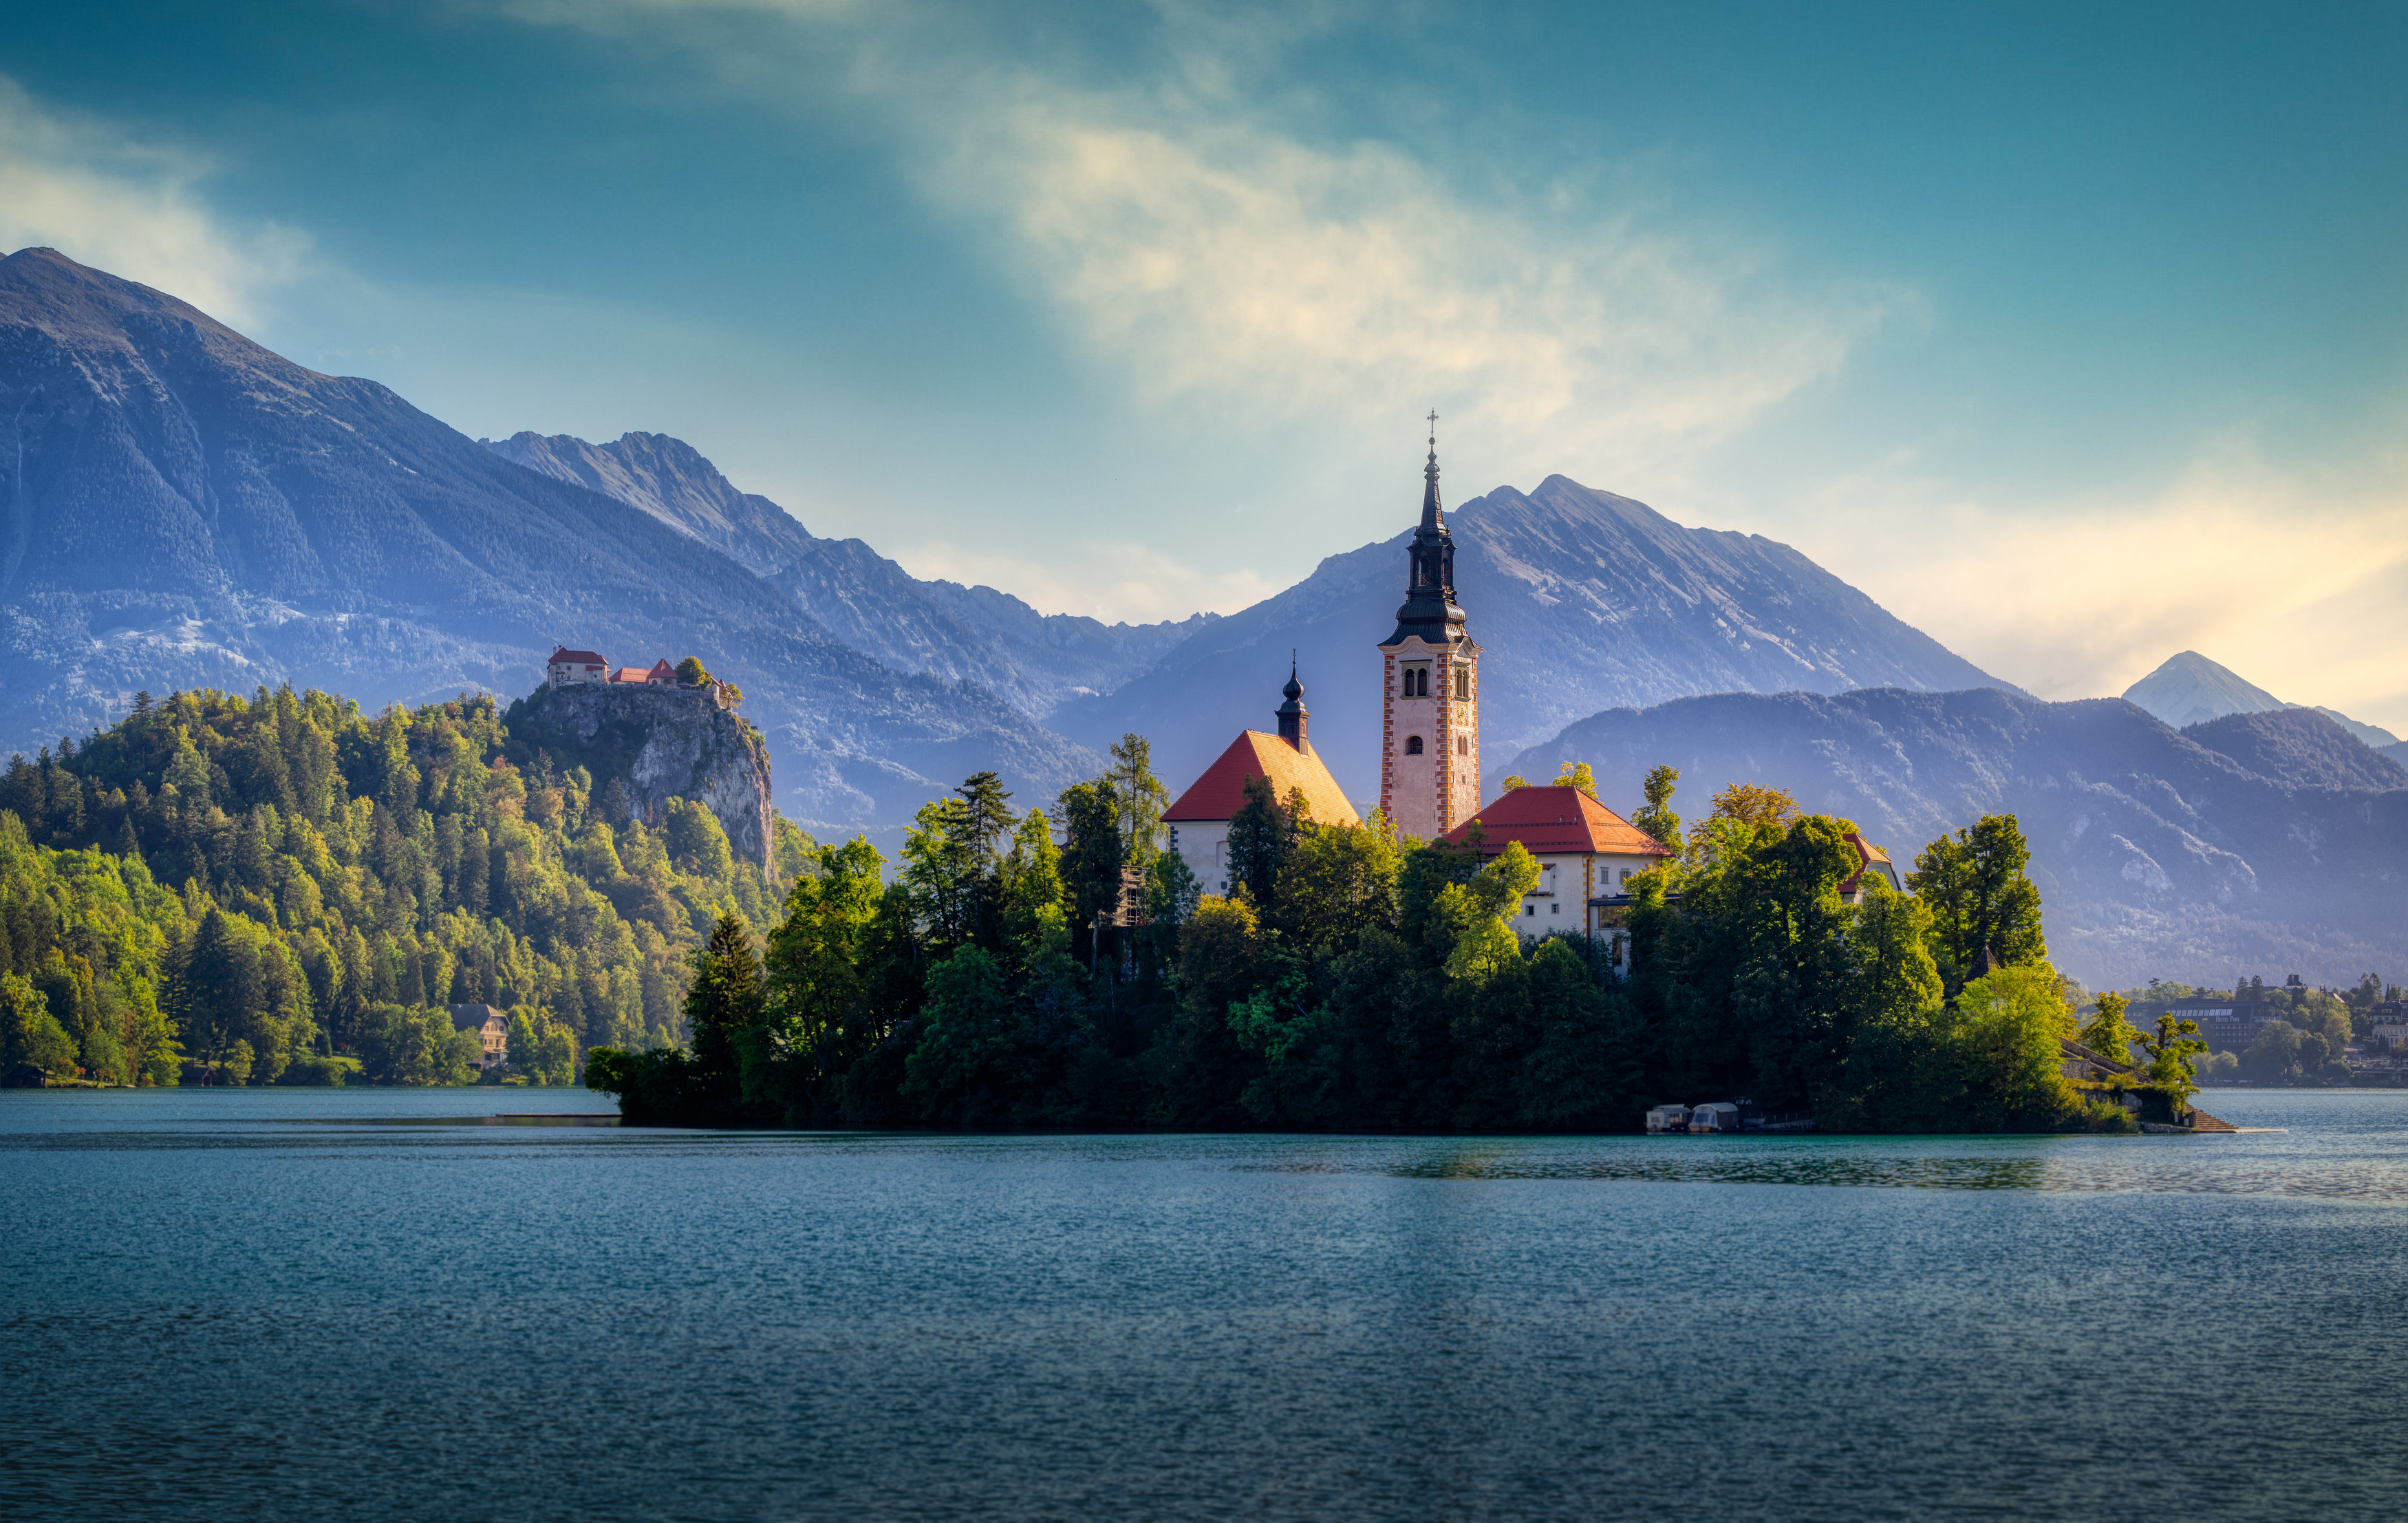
[1443,786,1672,857]
[608,667,654,684]
[549,647,606,665]
[1164,731,1362,827]
[1840,831,1896,895]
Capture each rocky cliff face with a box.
[505,682,773,868]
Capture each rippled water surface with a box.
[6,1089,2407,1522]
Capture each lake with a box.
[5,1087,2405,1521]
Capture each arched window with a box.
[1405,735,1424,755]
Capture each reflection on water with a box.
[3,1088,2406,1522]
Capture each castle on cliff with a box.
[544,647,735,708]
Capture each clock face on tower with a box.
[1378,422,1479,840]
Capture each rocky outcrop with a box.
[506,682,773,869]
[0,247,1102,838]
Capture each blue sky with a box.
[5,1,2405,726]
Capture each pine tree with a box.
[685,913,765,1103]
[1631,764,1684,858]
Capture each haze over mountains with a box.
[2122,650,2404,760]
[1055,475,2013,796]
[5,246,2401,984]
[0,246,1099,830]
[484,430,1212,719]
[1506,693,2408,988]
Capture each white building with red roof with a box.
[1443,785,1673,963]
[1165,666,1359,895]
[546,646,609,687]
[1840,833,1902,903]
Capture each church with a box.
[1163,420,1678,933]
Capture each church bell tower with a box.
[1378,415,1481,840]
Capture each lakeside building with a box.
[2123,997,2283,1054]
[1441,785,1671,966]
[449,1004,508,1070]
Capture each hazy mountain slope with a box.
[486,429,818,577]
[484,429,1211,718]
[2122,651,2283,729]
[1063,473,2010,802]
[2303,705,2402,749]
[2121,649,2400,752]
[1503,688,2408,988]
[0,246,1095,832]
[2183,708,2408,792]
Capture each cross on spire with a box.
[1426,409,1439,456]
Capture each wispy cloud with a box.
[504,1,1905,473]
[0,76,310,326]
[1810,435,2408,724]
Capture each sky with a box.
[5,1,2406,728]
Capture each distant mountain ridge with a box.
[0,246,1098,834]
[1504,688,2408,988]
[1060,473,2013,800]
[486,429,1213,719]
[2122,650,2400,748]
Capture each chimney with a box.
[1275,662,1307,751]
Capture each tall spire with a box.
[1421,409,1444,531]
[1386,410,1466,646]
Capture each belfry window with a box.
[1405,735,1424,755]
[1456,668,1470,701]
[1401,664,1430,697]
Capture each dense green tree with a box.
[1224,776,1300,919]
[1276,811,1404,952]
[764,836,886,1113]
[1908,814,2047,1000]
[1057,780,1125,974]
[1106,734,1170,878]
[2078,990,2143,1064]
[685,913,766,1107]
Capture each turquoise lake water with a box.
[5,1088,2405,1521]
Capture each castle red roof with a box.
[549,646,606,666]
[1164,732,1361,828]
[1443,786,1673,857]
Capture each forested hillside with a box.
[0,684,804,1086]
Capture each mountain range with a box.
[6,245,2401,985]
[2122,650,2405,762]
[483,429,1212,718]
[0,246,1099,833]
[1058,473,2012,796]
[1504,694,2408,988]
